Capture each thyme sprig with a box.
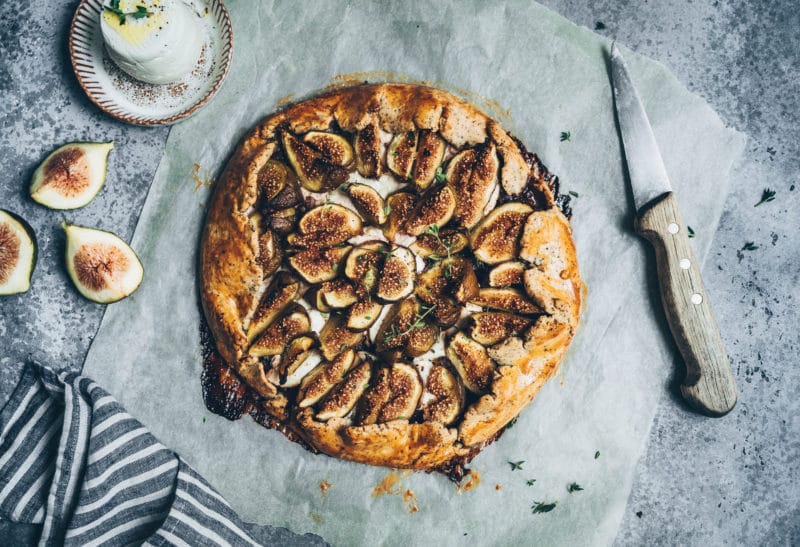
[425,224,454,277]
[532,501,557,514]
[754,188,776,207]
[383,304,437,344]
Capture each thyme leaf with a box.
[560,131,571,142]
[567,482,583,493]
[754,188,776,207]
[531,501,557,514]
[508,460,525,471]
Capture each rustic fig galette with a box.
[200,83,583,472]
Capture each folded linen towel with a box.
[0,363,262,546]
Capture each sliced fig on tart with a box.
[470,202,533,264]
[319,315,365,361]
[468,312,533,346]
[375,245,415,302]
[487,260,526,287]
[412,130,446,190]
[468,287,542,315]
[315,360,372,421]
[354,123,382,178]
[302,131,354,166]
[249,304,311,357]
[423,360,465,426]
[346,183,387,225]
[298,349,357,408]
[288,245,351,284]
[446,332,495,394]
[403,184,457,236]
[346,299,383,331]
[383,192,417,240]
[386,131,418,180]
[279,337,322,388]
[246,273,301,343]
[282,131,348,191]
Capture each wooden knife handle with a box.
[635,192,737,416]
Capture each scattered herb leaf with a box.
[383,203,392,216]
[594,450,600,459]
[508,460,525,471]
[742,241,759,251]
[560,131,571,142]
[569,190,580,198]
[526,479,537,486]
[532,501,557,514]
[594,21,606,30]
[687,226,695,238]
[383,304,437,344]
[103,1,151,25]
[435,166,447,184]
[507,417,518,429]
[754,188,776,207]
[568,482,583,493]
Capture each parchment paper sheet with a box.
[83,1,746,545]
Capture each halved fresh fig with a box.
[347,299,383,330]
[423,360,465,426]
[404,184,457,236]
[279,337,321,387]
[246,274,300,343]
[376,246,415,302]
[302,131,354,166]
[30,142,113,210]
[488,261,525,287]
[409,229,468,259]
[470,202,533,264]
[468,312,533,346]
[412,130,446,190]
[319,278,358,309]
[375,297,438,356]
[319,315,365,360]
[468,287,542,315]
[298,349,356,408]
[288,245,351,284]
[386,131,418,179]
[316,360,372,421]
[282,131,348,191]
[347,183,387,225]
[0,210,36,295]
[354,123,382,178]
[289,204,362,248]
[453,145,499,229]
[249,304,311,357]
[383,192,417,240]
[446,332,495,393]
[63,222,143,303]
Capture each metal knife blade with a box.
[610,43,672,212]
[610,43,737,416]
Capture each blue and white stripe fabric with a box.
[0,363,260,546]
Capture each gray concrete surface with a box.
[1,1,797,545]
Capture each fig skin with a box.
[62,221,144,304]
[0,209,37,295]
[30,142,114,210]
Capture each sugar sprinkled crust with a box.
[200,83,583,471]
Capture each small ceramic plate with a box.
[69,0,233,126]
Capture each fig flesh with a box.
[63,222,143,303]
[30,142,113,210]
[0,210,36,295]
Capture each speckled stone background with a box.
[0,1,797,545]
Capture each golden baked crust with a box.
[200,83,583,471]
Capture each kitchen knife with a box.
[610,43,737,416]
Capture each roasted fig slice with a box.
[415,257,476,327]
[468,312,533,346]
[376,297,438,356]
[469,288,541,315]
[412,130,446,190]
[404,184,457,236]
[376,246,415,302]
[409,229,468,259]
[289,204,362,248]
[63,222,143,304]
[302,131,354,166]
[386,131,418,179]
[423,360,465,426]
[30,142,113,210]
[487,261,525,287]
[470,202,533,264]
[453,145,499,229]
[346,299,383,330]
[344,241,386,293]
[319,315,365,360]
[249,304,311,357]
[319,278,358,309]
[316,360,372,421]
[354,123,382,178]
[383,192,417,240]
[358,362,422,424]
[288,245,351,284]
[265,207,297,235]
[447,332,495,393]
[257,228,282,277]
[269,178,303,209]
[298,349,356,408]
[256,159,291,203]
[282,131,348,191]
[279,337,322,387]
[0,210,36,295]
[346,183,387,225]
[246,274,300,343]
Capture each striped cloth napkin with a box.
[0,363,264,546]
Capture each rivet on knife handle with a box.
[635,192,737,416]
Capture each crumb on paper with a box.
[372,472,419,514]
[277,93,295,106]
[457,469,481,493]
[192,163,213,191]
[319,480,333,496]
[495,483,502,491]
